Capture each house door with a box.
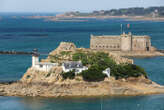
[146,42,149,51]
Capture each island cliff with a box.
[0,42,164,98]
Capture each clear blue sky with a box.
[0,0,164,12]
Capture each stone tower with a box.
[121,32,132,51]
[32,49,39,67]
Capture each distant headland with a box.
[26,6,164,22]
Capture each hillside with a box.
[63,6,164,17]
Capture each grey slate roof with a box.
[63,61,83,69]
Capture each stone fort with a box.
[90,32,155,51]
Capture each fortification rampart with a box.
[90,35,121,51]
[90,33,154,52]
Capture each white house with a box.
[62,61,88,74]
[102,68,110,78]
[32,52,58,72]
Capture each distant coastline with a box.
[1,15,162,22]
[23,6,164,22]
[25,15,164,22]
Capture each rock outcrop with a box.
[1,76,164,97]
[21,67,63,84]
[1,42,164,98]
[49,42,76,55]
[43,42,134,64]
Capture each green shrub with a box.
[114,64,148,79]
[49,55,60,62]
[62,70,75,79]
[60,51,71,56]
[72,52,116,66]
[46,72,51,77]
[73,51,148,81]
[72,52,88,65]
[81,65,107,82]
[26,75,31,79]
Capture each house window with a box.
[69,64,71,68]
[75,69,79,72]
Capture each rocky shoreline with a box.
[1,42,164,98]
[0,76,164,98]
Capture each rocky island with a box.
[0,42,164,98]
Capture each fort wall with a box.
[121,33,132,51]
[90,35,121,51]
[90,33,152,52]
[132,36,151,51]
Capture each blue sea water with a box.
[0,13,164,110]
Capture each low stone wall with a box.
[111,51,164,57]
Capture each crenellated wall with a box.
[90,35,121,51]
[90,33,152,52]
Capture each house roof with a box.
[63,61,83,69]
[36,62,58,66]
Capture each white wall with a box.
[32,56,39,67]
[32,55,58,72]
[34,64,58,72]
[62,66,88,74]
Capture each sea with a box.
[0,13,164,110]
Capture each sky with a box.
[0,0,164,12]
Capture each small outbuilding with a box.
[32,49,58,72]
[102,68,110,77]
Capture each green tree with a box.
[81,65,107,82]
[62,70,76,80]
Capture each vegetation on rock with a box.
[49,55,60,63]
[49,51,72,63]
[47,48,148,81]
[73,51,148,81]
[62,70,75,79]
[60,51,71,56]
[114,64,148,79]
[81,65,107,82]
[65,6,164,17]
